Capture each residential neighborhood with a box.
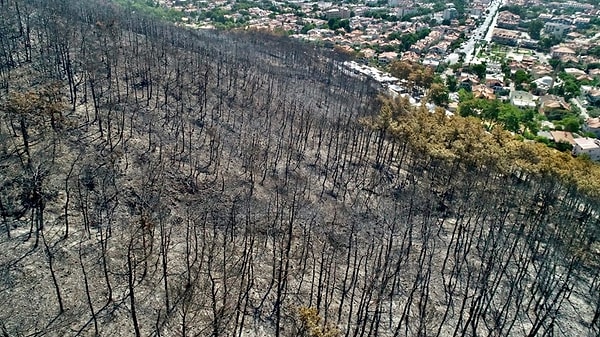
[148,0,600,160]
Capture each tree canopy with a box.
[367,96,600,198]
[527,19,544,40]
[389,60,434,89]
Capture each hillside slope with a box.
[0,1,599,336]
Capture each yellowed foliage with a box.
[4,83,68,129]
[371,96,600,202]
[297,307,340,337]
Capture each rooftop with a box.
[587,118,600,129]
[573,137,600,150]
[550,131,575,145]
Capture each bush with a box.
[588,107,600,118]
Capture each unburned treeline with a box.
[0,0,599,336]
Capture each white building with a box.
[572,137,600,161]
[544,22,570,38]
[325,8,351,19]
[397,7,417,18]
[510,90,537,109]
[533,76,554,93]
[443,7,457,21]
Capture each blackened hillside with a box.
[0,1,599,336]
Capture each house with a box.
[519,55,537,68]
[532,76,554,94]
[566,31,584,40]
[550,46,576,59]
[583,118,600,138]
[576,74,594,82]
[574,17,591,29]
[497,11,520,29]
[485,75,505,93]
[401,51,420,63]
[491,28,519,46]
[531,64,553,79]
[545,22,570,38]
[565,68,586,77]
[486,62,502,74]
[538,94,570,114]
[520,39,538,49]
[472,84,496,100]
[325,8,351,19]
[429,41,450,55]
[550,131,576,145]
[559,54,580,64]
[359,48,376,61]
[585,55,600,65]
[589,69,600,79]
[422,54,441,67]
[537,131,554,140]
[336,45,354,54]
[541,121,555,130]
[572,137,600,161]
[470,7,483,17]
[458,74,479,91]
[397,7,417,18]
[378,51,398,64]
[410,41,427,54]
[550,16,572,26]
[588,88,600,106]
[562,1,594,11]
[308,29,334,38]
[510,90,536,109]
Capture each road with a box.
[446,0,505,65]
[572,98,589,120]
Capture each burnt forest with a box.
[1,0,600,336]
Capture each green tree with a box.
[429,83,449,106]
[528,19,544,40]
[549,58,562,71]
[499,5,522,16]
[412,67,434,88]
[589,46,600,57]
[551,140,573,152]
[498,104,523,132]
[539,36,562,51]
[458,100,476,117]
[529,81,538,93]
[562,79,581,100]
[514,69,531,90]
[501,61,511,79]
[588,107,600,118]
[481,99,500,120]
[447,75,458,92]
[327,18,351,32]
[399,33,417,51]
[470,63,487,80]
[558,115,581,132]
[301,23,316,34]
[458,88,473,102]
